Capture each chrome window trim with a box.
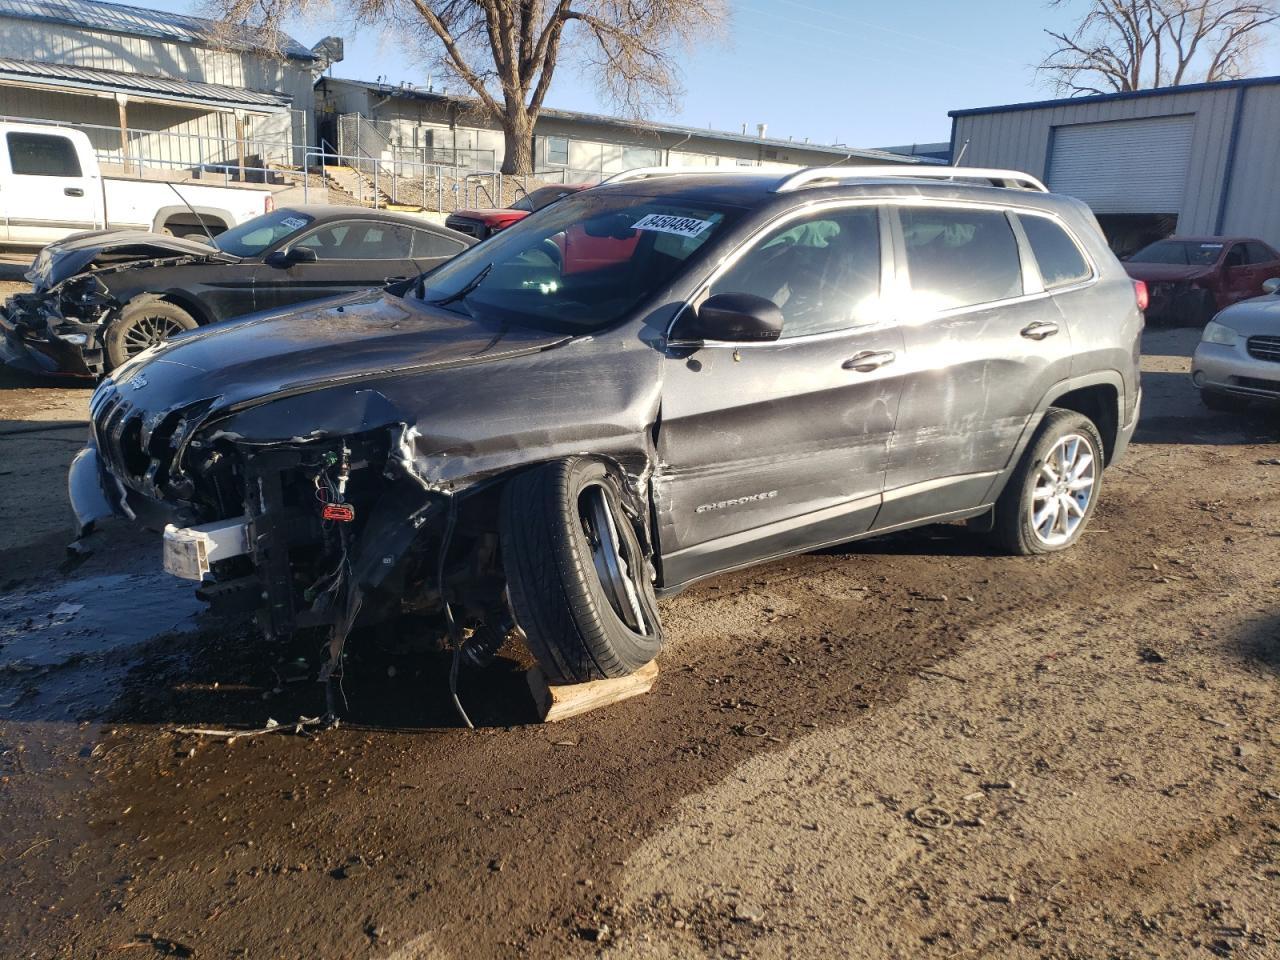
[663,194,1104,346]
[888,199,1101,320]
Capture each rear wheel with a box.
[103,299,198,371]
[500,457,663,683]
[992,409,1104,556]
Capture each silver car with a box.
[1192,277,1280,410]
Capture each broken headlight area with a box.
[161,426,515,697]
[2,276,118,376]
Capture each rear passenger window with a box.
[901,207,1023,311]
[6,132,81,177]
[710,207,881,338]
[1246,242,1276,264]
[1019,214,1091,289]
[413,229,467,258]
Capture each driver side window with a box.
[294,222,414,261]
[709,207,881,338]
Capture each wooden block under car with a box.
[527,660,659,722]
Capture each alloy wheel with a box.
[579,485,651,635]
[121,314,188,358]
[1030,433,1096,547]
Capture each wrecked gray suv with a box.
[70,166,1143,695]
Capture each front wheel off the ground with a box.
[500,457,663,684]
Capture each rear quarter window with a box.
[901,207,1023,311]
[1018,214,1092,289]
[413,229,467,258]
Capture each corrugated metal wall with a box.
[952,83,1280,244]
[1219,86,1280,241]
[0,16,313,163]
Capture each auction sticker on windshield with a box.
[281,217,309,231]
[631,213,714,238]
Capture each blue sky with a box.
[159,0,1280,148]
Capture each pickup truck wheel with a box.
[500,457,663,684]
[992,409,1104,556]
[104,300,198,371]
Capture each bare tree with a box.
[211,0,727,174]
[1039,0,1280,95]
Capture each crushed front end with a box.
[75,377,514,694]
[1,275,113,377]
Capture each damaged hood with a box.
[110,289,572,423]
[27,230,235,290]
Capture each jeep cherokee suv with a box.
[70,166,1143,693]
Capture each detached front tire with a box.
[103,299,198,371]
[500,457,663,684]
[992,409,1104,556]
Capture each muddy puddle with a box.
[0,571,204,721]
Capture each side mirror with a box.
[266,246,317,268]
[670,293,783,346]
[1263,277,1280,295]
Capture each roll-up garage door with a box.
[1047,115,1194,214]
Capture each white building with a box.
[0,0,326,172]
[317,77,926,181]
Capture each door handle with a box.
[64,187,84,197]
[842,350,896,372]
[1020,321,1059,340]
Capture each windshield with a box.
[1130,239,1224,266]
[416,192,739,334]
[214,210,315,258]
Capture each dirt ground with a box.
[1,311,1278,959]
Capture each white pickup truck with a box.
[0,121,274,249]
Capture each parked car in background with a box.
[0,121,274,249]
[1122,235,1280,325]
[71,166,1142,696]
[0,206,473,377]
[444,183,590,239]
[1191,277,1280,411]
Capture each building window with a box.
[621,146,659,168]
[545,136,568,165]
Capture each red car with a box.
[1122,235,1280,324]
[445,183,592,240]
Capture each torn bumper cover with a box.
[68,441,135,533]
[1,292,104,378]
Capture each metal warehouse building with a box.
[949,75,1280,254]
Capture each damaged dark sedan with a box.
[69,168,1142,713]
[1,206,472,378]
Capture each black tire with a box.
[1200,388,1250,412]
[991,408,1105,556]
[500,457,663,683]
[104,299,198,371]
